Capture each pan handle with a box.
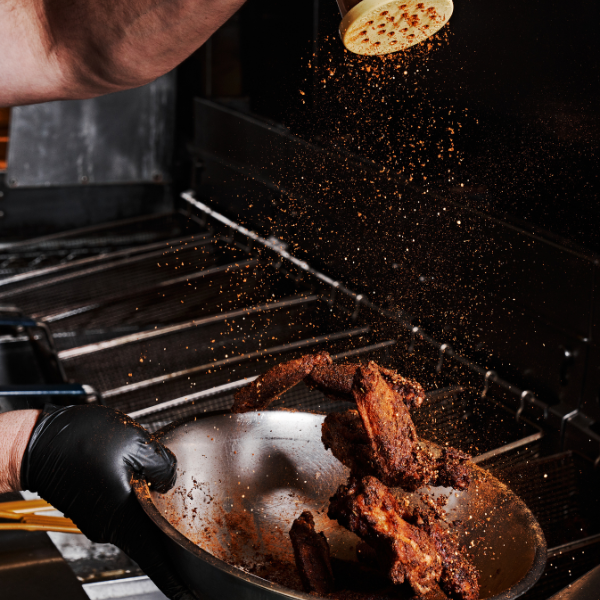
[548,564,600,600]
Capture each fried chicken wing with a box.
[231,352,332,413]
[305,363,360,402]
[306,363,425,411]
[289,510,335,595]
[232,353,425,414]
[322,409,376,476]
[329,363,470,492]
[328,476,443,597]
[235,354,477,598]
[323,409,470,492]
[353,363,423,489]
[401,508,479,600]
[321,410,470,491]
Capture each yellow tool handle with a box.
[0,510,24,521]
[0,522,81,533]
[0,499,81,534]
[0,499,54,514]
[22,515,77,526]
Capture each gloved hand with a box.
[20,404,195,600]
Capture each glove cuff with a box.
[20,404,68,492]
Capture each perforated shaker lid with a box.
[340,0,453,56]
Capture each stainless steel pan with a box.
[134,411,547,600]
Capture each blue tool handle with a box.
[0,317,38,328]
[0,384,92,396]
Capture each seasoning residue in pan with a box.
[149,412,546,599]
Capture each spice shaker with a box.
[337,0,453,55]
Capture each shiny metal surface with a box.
[0,493,89,600]
[547,564,600,600]
[135,412,547,600]
[7,73,174,188]
[83,576,168,600]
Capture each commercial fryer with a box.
[1,0,599,598]
[0,187,598,600]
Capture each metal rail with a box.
[0,212,177,251]
[41,258,258,324]
[0,235,210,296]
[58,294,319,360]
[105,325,371,399]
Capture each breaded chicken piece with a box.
[289,510,335,595]
[328,476,443,597]
[231,352,332,413]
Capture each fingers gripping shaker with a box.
[337,0,453,55]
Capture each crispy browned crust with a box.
[436,447,471,491]
[378,366,426,411]
[231,352,332,413]
[289,510,335,595]
[328,476,443,596]
[307,363,425,412]
[324,410,471,492]
[349,363,470,492]
[353,363,423,489]
[322,410,375,475]
[306,363,359,401]
[402,508,479,600]
[428,521,479,600]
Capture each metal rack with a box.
[1,200,598,598]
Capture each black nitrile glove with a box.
[21,404,195,600]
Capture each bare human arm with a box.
[0,0,247,107]
[0,410,40,494]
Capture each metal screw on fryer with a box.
[80,175,89,184]
[7,178,17,188]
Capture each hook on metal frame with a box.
[435,344,450,374]
[408,326,420,354]
[481,370,497,398]
[516,390,535,422]
[351,294,364,322]
[559,408,579,451]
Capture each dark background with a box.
[179,0,600,254]
[181,0,600,418]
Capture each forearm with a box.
[0,410,40,494]
[0,1,68,106]
[0,0,247,106]
[44,0,247,90]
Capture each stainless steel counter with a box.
[0,493,89,600]
[83,577,167,600]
